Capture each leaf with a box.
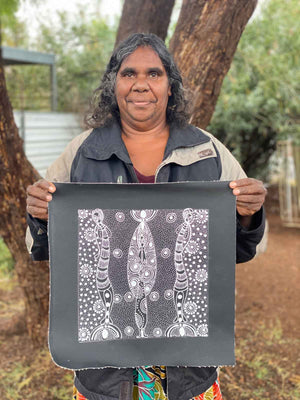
[0,0,19,16]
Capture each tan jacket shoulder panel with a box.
[164,140,217,167]
[45,129,93,182]
[199,128,247,181]
[26,129,92,255]
[199,129,266,254]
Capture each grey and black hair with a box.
[85,33,190,128]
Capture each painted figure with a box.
[90,208,121,340]
[128,210,157,337]
[166,208,197,337]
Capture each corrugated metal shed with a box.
[14,111,83,177]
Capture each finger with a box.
[237,202,262,210]
[232,185,266,196]
[26,196,49,209]
[236,203,262,212]
[27,185,53,202]
[237,209,256,217]
[235,194,266,204]
[27,180,56,196]
[26,205,49,220]
[35,179,56,193]
[230,178,258,188]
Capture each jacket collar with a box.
[81,120,210,163]
[164,123,210,159]
[81,121,131,163]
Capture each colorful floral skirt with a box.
[73,366,222,400]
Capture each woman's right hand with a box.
[26,179,56,220]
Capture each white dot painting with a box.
[77,208,209,342]
[80,264,93,278]
[124,326,134,336]
[153,327,163,337]
[149,291,159,301]
[124,292,134,302]
[93,299,105,314]
[114,294,122,303]
[79,327,90,341]
[185,240,199,254]
[166,212,177,223]
[115,212,125,222]
[195,269,208,282]
[161,248,171,258]
[84,228,96,242]
[197,324,208,336]
[184,301,198,315]
[113,248,123,258]
[78,209,88,220]
[164,289,174,300]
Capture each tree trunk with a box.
[169,0,257,129]
[115,0,175,47]
[0,50,49,346]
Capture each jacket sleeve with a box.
[26,213,49,261]
[236,207,265,263]
[25,129,93,261]
[204,130,266,263]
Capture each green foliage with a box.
[0,237,14,277]
[166,0,182,46]
[208,0,300,180]
[3,2,117,112]
[0,0,19,17]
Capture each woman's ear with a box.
[168,86,172,96]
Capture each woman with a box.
[26,33,266,400]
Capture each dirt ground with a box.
[220,212,300,399]
[0,198,299,399]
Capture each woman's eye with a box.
[121,71,135,78]
[149,72,158,78]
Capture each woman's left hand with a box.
[229,178,267,217]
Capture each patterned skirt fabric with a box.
[73,366,223,400]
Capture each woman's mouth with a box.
[127,99,155,106]
[131,101,151,106]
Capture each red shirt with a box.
[134,168,155,184]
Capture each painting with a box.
[48,182,236,369]
[77,208,209,343]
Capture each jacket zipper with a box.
[125,163,139,183]
[154,160,168,183]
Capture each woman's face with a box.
[115,46,171,130]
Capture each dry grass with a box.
[220,319,300,399]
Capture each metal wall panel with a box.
[14,111,83,178]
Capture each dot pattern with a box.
[161,248,171,258]
[113,248,123,258]
[149,291,160,302]
[115,212,125,222]
[166,212,177,223]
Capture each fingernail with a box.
[233,189,240,195]
[47,195,52,201]
[49,186,55,192]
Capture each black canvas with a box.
[48,181,236,369]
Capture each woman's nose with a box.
[132,77,149,92]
